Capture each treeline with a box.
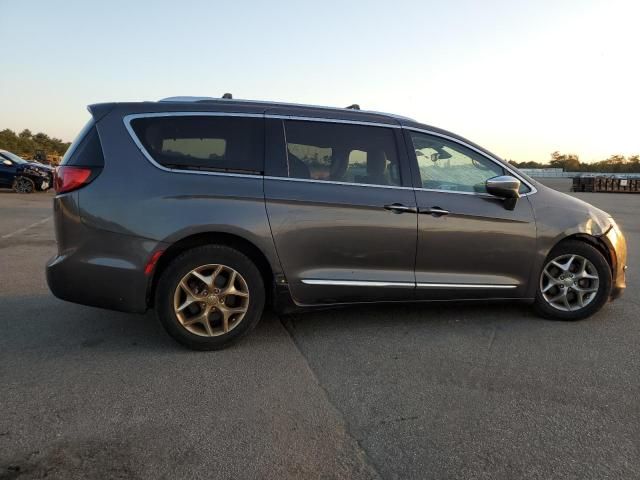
[510,151,640,173]
[0,128,70,161]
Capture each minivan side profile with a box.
[46,97,627,350]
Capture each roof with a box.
[87,96,506,164]
[157,96,417,124]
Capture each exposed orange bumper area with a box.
[604,225,627,299]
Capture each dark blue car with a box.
[0,149,53,193]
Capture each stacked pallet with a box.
[572,176,640,193]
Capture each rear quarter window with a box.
[129,115,264,174]
[61,120,104,167]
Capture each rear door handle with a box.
[384,203,417,214]
[420,206,450,216]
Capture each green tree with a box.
[549,151,581,171]
[0,128,71,163]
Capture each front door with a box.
[405,129,536,300]
[0,156,16,187]
[264,117,417,305]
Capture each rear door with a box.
[264,116,418,305]
[405,129,537,300]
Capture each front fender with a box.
[526,184,615,298]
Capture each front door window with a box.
[409,131,504,193]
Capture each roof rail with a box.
[154,97,414,121]
[159,96,215,102]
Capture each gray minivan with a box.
[46,96,627,350]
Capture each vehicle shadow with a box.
[0,293,289,354]
[280,300,541,334]
[3,291,571,357]
[0,294,173,353]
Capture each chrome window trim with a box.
[417,282,517,289]
[404,126,537,197]
[413,188,493,197]
[263,176,413,191]
[123,112,265,180]
[266,114,400,129]
[301,279,414,287]
[123,111,401,181]
[122,111,534,196]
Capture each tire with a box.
[533,240,612,320]
[12,176,35,193]
[155,245,265,350]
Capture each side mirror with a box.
[2,159,12,166]
[486,175,521,210]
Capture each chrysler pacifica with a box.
[46,96,627,350]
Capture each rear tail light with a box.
[54,166,99,194]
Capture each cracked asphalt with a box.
[1,180,638,479]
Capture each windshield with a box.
[1,151,28,164]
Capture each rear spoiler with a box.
[87,103,117,122]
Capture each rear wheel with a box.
[533,240,611,320]
[155,245,265,350]
[12,176,35,193]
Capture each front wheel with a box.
[533,240,612,320]
[12,176,35,193]
[155,245,265,350]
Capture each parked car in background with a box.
[0,149,53,193]
[46,96,627,350]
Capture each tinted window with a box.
[283,121,401,186]
[131,115,264,173]
[410,132,504,193]
[61,124,104,167]
[1,151,27,164]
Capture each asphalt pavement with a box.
[1,182,638,479]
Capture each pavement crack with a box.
[376,415,420,426]
[277,313,385,480]
[483,325,497,368]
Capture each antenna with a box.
[222,93,233,99]
[346,104,360,110]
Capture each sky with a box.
[0,0,638,163]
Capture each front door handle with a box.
[384,203,417,214]
[420,206,450,217]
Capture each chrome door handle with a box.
[420,207,450,216]
[384,203,417,214]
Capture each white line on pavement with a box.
[1,216,53,239]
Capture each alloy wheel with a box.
[540,254,600,311]
[173,264,250,337]
[14,177,35,193]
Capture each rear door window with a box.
[283,120,402,186]
[130,115,264,174]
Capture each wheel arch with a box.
[550,233,614,274]
[147,231,276,308]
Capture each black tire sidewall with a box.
[13,176,35,194]
[534,240,612,321]
[155,245,265,350]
